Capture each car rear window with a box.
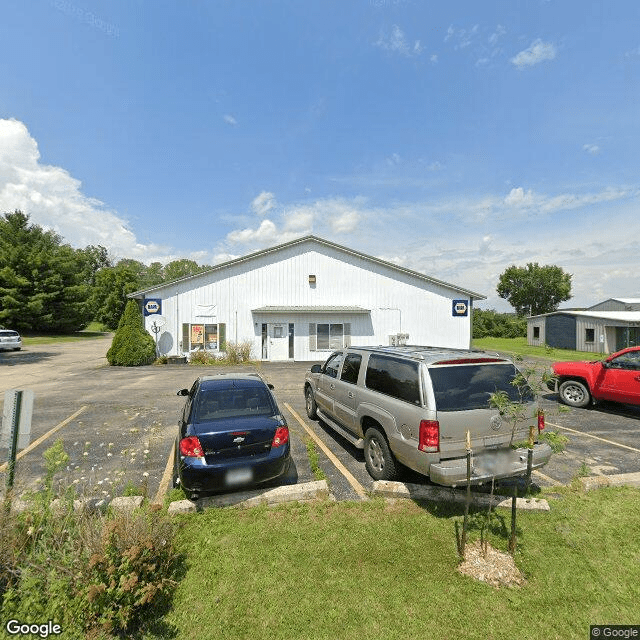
[428,363,534,412]
[194,387,276,421]
[0,331,19,337]
[365,355,421,405]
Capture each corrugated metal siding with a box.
[588,299,640,312]
[575,317,608,353]
[527,319,546,346]
[545,315,577,350]
[143,243,473,359]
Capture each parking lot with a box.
[1,336,638,504]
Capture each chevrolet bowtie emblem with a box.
[233,436,245,444]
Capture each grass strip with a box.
[162,486,640,640]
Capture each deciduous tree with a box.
[497,263,572,317]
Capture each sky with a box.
[1,0,639,311]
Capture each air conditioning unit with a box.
[389,335,398,346]
[398,333,409,346]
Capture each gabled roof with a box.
[129,235,486,300]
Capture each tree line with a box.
[1,210,573,335]
[0,211,210,332]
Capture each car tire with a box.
[559,379,591,408]
[364,427,397,481]
[305,387,318,419]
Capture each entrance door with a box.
[268,324,289,361]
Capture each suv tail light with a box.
[537,409,545,433]
[271,425,289,448]
[418,420,439,452]
[179,436,204,458]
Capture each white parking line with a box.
[284,403,368,499]
[0,406,88,473]
[546,420,640,454]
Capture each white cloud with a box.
[504,187,535,207]
[223,114,237,125]
[583,143,600,155]
[511,39,556,68]
[375,25,422,57]
[0,118,169,261]
[227,218,279,245]
[251,191,276,216]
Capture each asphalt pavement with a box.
[1,338,638,506]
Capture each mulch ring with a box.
[458,541,526,588]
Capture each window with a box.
[533,326,540,340]
[309,323,351,350]
[428,363,533,412]
[182,323,226,351]
[585,328,595,343]
[324,353,343,379]
[365,355,421,405]
[340,353,362,385]
[608,351,640,370]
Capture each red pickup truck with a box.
[552,346,640,408]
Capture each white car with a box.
[0,329,22,351]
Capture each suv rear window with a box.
[429,363,534,411]
[365,355,421,405]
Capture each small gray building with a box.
[528,299,640,354]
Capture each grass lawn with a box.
[158,487,640,640]
[20,322,111,346]
[473,337,605,363]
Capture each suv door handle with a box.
[330,383,335,390]
[348,392,355,398]
[635,375,640,382]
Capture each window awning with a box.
[251,305,370,314]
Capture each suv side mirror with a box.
[310,364,322,374]
[177,388,189,396]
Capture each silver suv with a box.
[304,346,552,487]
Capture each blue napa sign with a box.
[143,299,162,316]
[452,300,469,317]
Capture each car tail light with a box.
[537,409,545,433]
[179,436,204,458]
[418,420,439,452]
[271,425,289,448]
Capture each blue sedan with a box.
[173,373,291,499]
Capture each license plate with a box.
[225,467,253,486]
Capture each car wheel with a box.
[305,387,318,419]
[364,427,397,481]
[559,379,591,408]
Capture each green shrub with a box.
[224,340,254,364]
[106,300,156,366]
[473,309,527,339]
[1,440,181,637]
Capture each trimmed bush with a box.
[106,300,156,366]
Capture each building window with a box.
[308,322,351,351]
[182,323,226,352]
[533,326,540,340]
[585,328,595,343]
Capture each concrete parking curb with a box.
[580,471,640,491]
[166,480,331,513]
[372,481,551,511]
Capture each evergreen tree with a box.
[0,211,92,331]
[106,299,156,366]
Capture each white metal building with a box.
[129,235,485,361]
